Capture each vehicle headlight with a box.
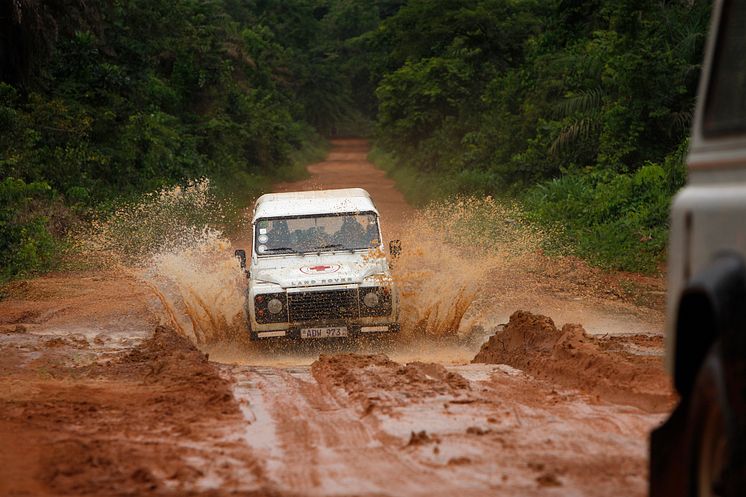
[363,291,380,308]
[268,298,284,314]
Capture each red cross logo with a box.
[300,264,341,274]
[309,265,331,272]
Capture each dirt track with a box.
[0,139,673,496]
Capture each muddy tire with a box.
[688,344,730,497]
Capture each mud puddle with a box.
[204,330,492,368]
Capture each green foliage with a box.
[369,146,500,206]
[524,143,688,272]
[0,178,61,281]
[1,0,377,280]
[372,0,708,182]
[369,0,710,273]
[0,0,714,277]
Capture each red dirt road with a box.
[274,138,414,239]
[0,138,672,496]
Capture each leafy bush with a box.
[0,178,61,281]
[524,145,686,273]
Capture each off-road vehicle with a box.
[235,188,400,340]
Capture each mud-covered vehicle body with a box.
[236,188,400,340]
[650,2,746,495]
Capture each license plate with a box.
[300,326,348,339]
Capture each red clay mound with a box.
[0,326,258,497]
[472,310,675,411]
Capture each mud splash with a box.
[74,179,247,344]
[141,233,246,344]
[392,197,546,340]
[72,176,548,353]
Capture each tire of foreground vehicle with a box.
[687,344,729,497]
[650,342,746,497]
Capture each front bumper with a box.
[250,322,400,340]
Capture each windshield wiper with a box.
[263,247,300,254]
[312,243,351,252]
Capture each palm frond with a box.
[555,87,605,119]
[549,116,601,156]
[669,108,694,136]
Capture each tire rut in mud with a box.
[311,354,473,415]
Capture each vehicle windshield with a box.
[254,212,381,255]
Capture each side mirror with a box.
[234,249,247,270]
[389,240,402,258]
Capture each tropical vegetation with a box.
[0,0,711,279]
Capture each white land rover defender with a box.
[234,188,400,340]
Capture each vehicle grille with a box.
[287,289,360,322]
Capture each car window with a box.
[703,0,746,137]
[255,213,380,255]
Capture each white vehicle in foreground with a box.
[234,188,400,340]
[650,2,746,495]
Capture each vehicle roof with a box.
[253,188,378,221]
